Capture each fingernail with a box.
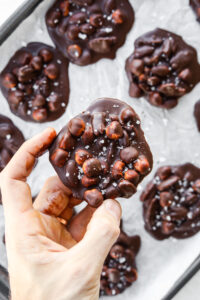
[104,199,121,224]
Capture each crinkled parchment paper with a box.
[0,0,200,299]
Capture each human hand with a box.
[0,128,121,300]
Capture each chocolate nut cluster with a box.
[126,28,200,109]
[141,163,200,240]
[100,229,140,296]
[190,0,200,22]
[49,98,153,207]
[0,43,69,123]
[0,115,25,204]
[46,0,134,65]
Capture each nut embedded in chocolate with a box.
[46,0,134,65]
[100,228,141,296]
[0,115,25,204]
[49,98,153,207]
[141,163,200,240]
[125,28,200,109]
[0,43,69,123]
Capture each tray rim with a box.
[0,0,199,299]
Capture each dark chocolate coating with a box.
[190,0,200,22]
[100,229,141,296]
[49,98,153,207]
[194,100,200,131]
[0,114,25,204]
[125,28,200,109]
[46,0,134,66]
[141,163,200,240]
[0,43,69,123]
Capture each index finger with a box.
[0,127,56,216]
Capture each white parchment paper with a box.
[0,0,200,299]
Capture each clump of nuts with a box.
[49,98,153,207]
[141,163,200,240]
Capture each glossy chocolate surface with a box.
[46,0,134,65]
[49,98,153,207]
[141,163,200,239]
[0,43,69,123]
[0,115,25,204]
[190,0,200,22]
[126,28,200,109]
[100,229,140,296]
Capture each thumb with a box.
[78,199,121,267]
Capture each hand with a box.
[0,128,121,300]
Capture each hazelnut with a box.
[192,179,200,193]
[18,52,32,65]
[105,185,119,199]
[69,12,87,24]
[60,0,69,16]
[59,131,76,151]
[75,149,92,165]
[67,25,80,40]
[68,117,85,137]
[47,10,61,28]
[17,65,35,83]
[112,160,125,179]
[3,73,17,89]
[44,63,59,80]
[32,94,46,107]
[120,147,138,164]
[8,90,24,105]
[32,108,47,122]
[159,192,173,208]
[30,56,43,71]
[149,92,163,106]
[84,189,103,207]
[81,125,94,145]
[157,166,171,180]
[125,268,138,283]
[119,180,136,198]
[161,221,175,235]
[129,59,144,76]
[120,108,136,123]
[89,13,104,27]
[80,23,95,35]
[134,156,150,175]
[82,158,102,178]
[107,269,120,283]
[112,9,124,24]
[106,121,123,140]
[39,48,53,62]
[178,68,192,82]
[81,175,98,187]
[67,44,82,59]
[48,93,61,112]
[110,245,124,259]
[100,159,109,175]
[50,148,68,167]
[124,170,139,185]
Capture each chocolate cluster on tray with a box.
[141,163,200,240]
[0,43,69,123]
[190,0,200,22]
[100,229,140,296]
[125,28,200,109]
[0,115,25,204]
[49,98,153,207]
[46,0,134,65]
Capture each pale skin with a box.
[0,128,122,300]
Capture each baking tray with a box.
[0,0,200,299]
